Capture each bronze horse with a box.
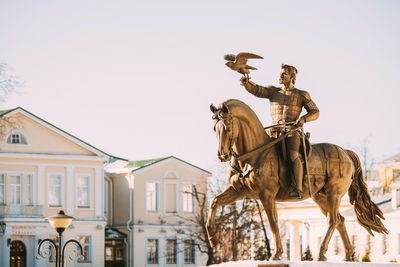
[206,99,387,261]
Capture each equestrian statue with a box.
[206,55,388,261]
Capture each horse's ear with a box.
[210,104,218,113]
[222,103,229,114]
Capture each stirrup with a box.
[289,189,303,199]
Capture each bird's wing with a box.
[235,52,263,65]
[224,54,236,62]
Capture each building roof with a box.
[380,153,400,163]
[105,155,211,175]
[0,106,110,159]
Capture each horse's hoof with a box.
[272,253,282,260]
[344,252,355,262]
[318,255,327,261]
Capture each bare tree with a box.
[0,62,22,104]
[354,136,375,181]
[0,62,23,140]
[164,161,273,265]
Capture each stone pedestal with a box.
[202,261,398,267]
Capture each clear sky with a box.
[0,0,399,170]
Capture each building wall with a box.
[132,160,207,226]
[108,173,130,226]
[0,110,108,267]
[107,157,210,267]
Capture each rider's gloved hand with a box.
[295,117,305,127]
[240,77,249,85]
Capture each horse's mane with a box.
[223,99,266,136]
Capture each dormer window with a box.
[6,131,28,145]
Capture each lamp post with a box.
[37,210,83,267]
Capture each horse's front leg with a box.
[206,184,244,247]
[260,191,283,260]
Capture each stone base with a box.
[202,260,398,267]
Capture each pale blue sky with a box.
[0,0,399,170]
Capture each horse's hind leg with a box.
[313,192,351,261]
[206,185,244,247]
[336,213,355,261]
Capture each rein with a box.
[234,131,292,162]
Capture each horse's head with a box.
[210,103,238,162]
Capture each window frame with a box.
[146,238,160,265]
[165,238,178,265]
[145,181,160,215]
[183,238,196,265]
[47,172,64,208]
[5,130,29,146]
[164,180,178,215]
[10,174,22,205]
[76,234,92,263]
[76,173,91,208]
[182,183,196,215]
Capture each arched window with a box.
[6,131,28,145]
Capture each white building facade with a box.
[0,107,109,267]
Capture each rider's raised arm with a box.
[240,77,278,99]
[299,90,320,123]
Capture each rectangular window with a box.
[166,239,177,264]
[184,239,195,264]
[27,175,33,205]
[166,183,177,213]
[10,175,21,205]
[77,236,91,262]
[115,247,123,261]
[183,184,195,213]
[0,174,5,204]
[48,235,58,263]
[394,169,400,183]
[77,175,90,207]
[146,182,158,212]
[105,247,113,261]
[147,239,159,264]
[48,174,62,206]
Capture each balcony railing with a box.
[0,204,44,217]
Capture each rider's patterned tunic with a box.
[246,84,319,126]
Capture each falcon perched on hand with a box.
[224,52,263,78]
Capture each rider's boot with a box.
[289,157,304,199]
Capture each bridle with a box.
[215,112,236,161]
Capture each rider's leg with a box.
[287,133,303,197]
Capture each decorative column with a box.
[288,220,302,261]
[37,165,45,207]
[66,166,74,215]
[94,167,102,218]
[2,233,10,267]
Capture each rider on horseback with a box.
[240,64,320,198]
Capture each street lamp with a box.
[37,210,83,267]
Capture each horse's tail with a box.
[345,149,388,235]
